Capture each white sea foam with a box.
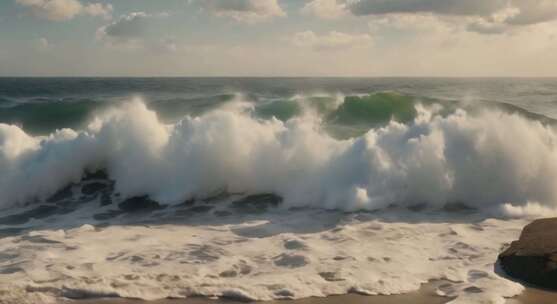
[1,97,557,215]
[1,97,555,303]
[0,208,528,303]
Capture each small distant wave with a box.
[0,94,241,135]
[1,91,555,136]
[150,94,237,122]
[0,100,107,135]
[482,101,557,125]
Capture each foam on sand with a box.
[0,206,528,303]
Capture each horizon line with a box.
[1,75,557,79]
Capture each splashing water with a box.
[2,78,557,304]
[2,95,557,216]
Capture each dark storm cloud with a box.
[347,0,505,17]
[346,0,557,27]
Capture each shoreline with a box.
[70,285,557,304]
[65,283,557,304]
[509,287,557,304]
[0,214,536,304]
[70,281,450,304]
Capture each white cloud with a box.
[466,19,509,35]
[368,14,454,33]
[97,12,172,50]
[302,0,348,20]
[367,14,461,51]
[16,0,81,21]
[96,12,150,49]
[291,30,373,51]
[82,2,113,19]
[98,12,149,40]
[196,0,285,23]
[15,0,112,21]
[502,1,557,25]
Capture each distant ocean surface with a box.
[1,77,557,134]
[1,77,557,303]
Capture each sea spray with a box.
[1,97,557,216]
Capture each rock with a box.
[214,210,232,217]
[82,170,109,181]
[443,202,476,212]
[46,186,73,203]
[0,205,60,225]
[176,205,214,216]
[175,198,196,208]
[118,196,164,212]
[93,210,123,221]
[499,218,557,289]
[100,192,112,206]
[81,182,108,195]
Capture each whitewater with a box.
[1,78,557,303]
[2,95,557,213]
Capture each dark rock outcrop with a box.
[0,205,60,225]
[46,186,73,203]
[82,170,109,181]
[81,182,108,195]
[118,196,165,212]
[100,192,112,206]
[499,218,557,290]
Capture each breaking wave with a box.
[1,93,557,216]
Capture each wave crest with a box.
[1,97,557,216]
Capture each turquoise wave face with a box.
[0,90,555,136]
[0,100,105,135]
[327,93,417,126]
[0,94,237,135]
[255,100,301,122]
[249,93,430,138]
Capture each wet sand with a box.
[508,287,557,304]
[68,282,557,304]
[73,282,448,304]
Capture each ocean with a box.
[1,77,557,303]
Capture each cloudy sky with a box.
[1,0,557,77]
